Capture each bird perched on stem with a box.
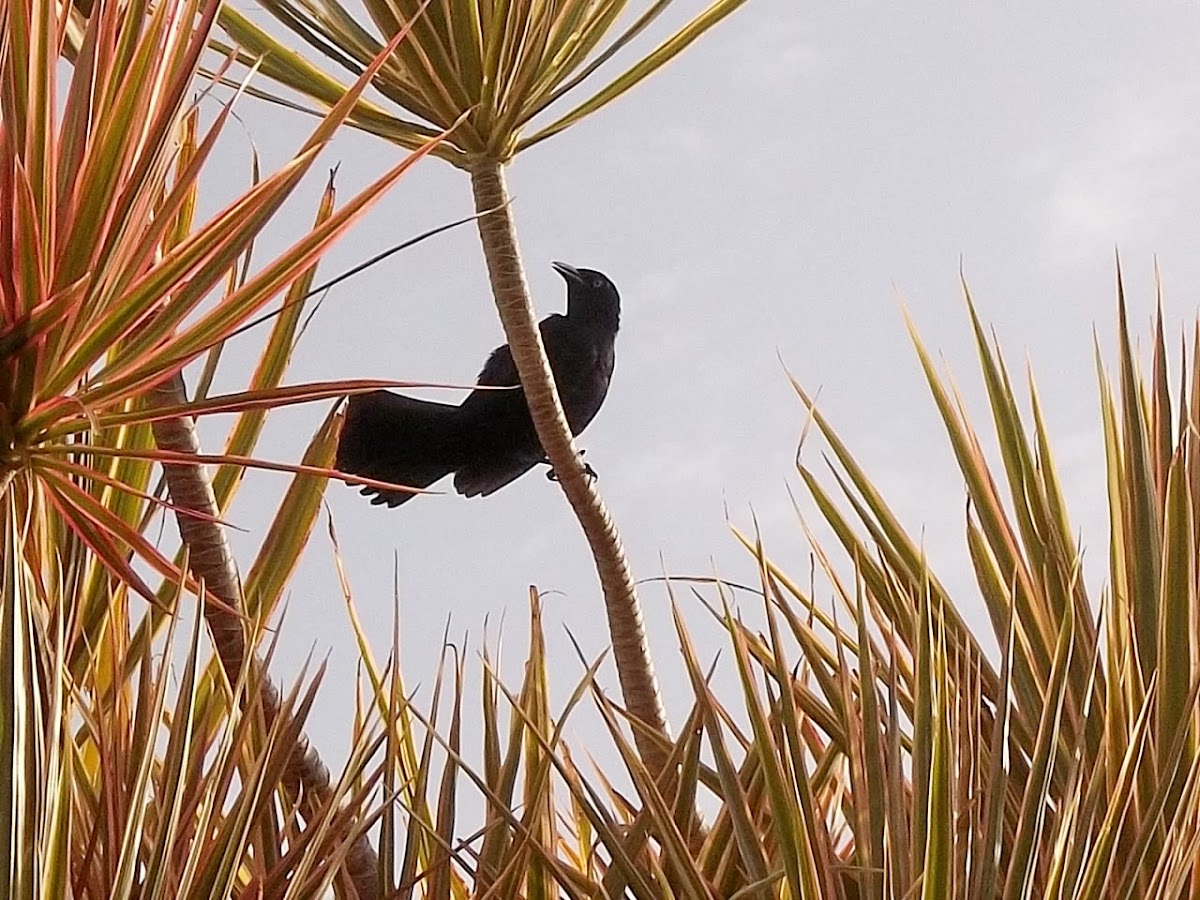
[336,262,620,507]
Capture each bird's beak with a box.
[552,261,583,284]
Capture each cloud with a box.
[1042,83,1200,264]
[611,439,728,494]
[712,13,823,90]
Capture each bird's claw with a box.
[544,451,598,482]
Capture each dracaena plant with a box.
[299,281,1200,900]
[692,281,1200,899]
[216,0,750,778]
[553,282,1200,900]
[0,0,443,894]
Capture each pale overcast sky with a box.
[201,2,1200,771]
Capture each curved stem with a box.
[0,403,17,500]
[469,160,671,778]
[147,373,380,900]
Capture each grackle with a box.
[335,262,619,507]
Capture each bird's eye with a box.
[591,277,605,289]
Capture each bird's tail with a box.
[336,390,466,507]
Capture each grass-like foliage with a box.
[3,0,1197,896]
[0,0,440,893]
[704,278,1200,900]
[347,280,1200,900]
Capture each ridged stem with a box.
[147,373,379,899]
[469,160,671,777]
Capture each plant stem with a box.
[469,160,671,777]
[147,373,380,900]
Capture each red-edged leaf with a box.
[33,456,239,530]
[40,475,169,608]
[33,442,438,499]
[87,125,450,406]
[47,378,483,436]
[35,467,234,612]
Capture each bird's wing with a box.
[453,455,540,499]
[474,341,518,386]
[473,314,570,386]
[461,315,570,422]
[537,313,572,356]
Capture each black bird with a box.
[336,262,620,507]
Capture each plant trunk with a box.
[0,404,17,500]
[147,373,380,900]
[469,161,671,778]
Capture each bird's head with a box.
[553,261,620,331]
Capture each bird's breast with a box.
[559,342,614,434]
